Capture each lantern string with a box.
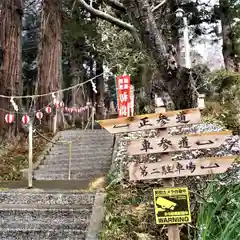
[0,64,119,99]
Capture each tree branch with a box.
[151,0,168,13]
[104,0,126,12]
[77,0,135,33]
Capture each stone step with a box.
[0,180,94,190]
[38,162,110,171]
[59,132,113,137]
[60,129,109,134]
[0,190,95,205]
[59,133,112,137]
[34,166,109,175]
[59,131,111,137]
[59,129,111,134]
[0,206,90,230]
[0,229,85,240]
[49,146,112,153]
[33,170,108,180]
[46,151,112,158]
[42,156,111,165]
[57,139,113,145]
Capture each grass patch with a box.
[99,183,158,240]
[196,169,240,240]
[0,132,53,181]
[88,177,107,192]
[100,172,240,240]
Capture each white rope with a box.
[0,72,105,99]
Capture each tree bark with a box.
[95,59,105,120]
[0,0,23,138]
[37,0,62,130]
[219,0,239,72]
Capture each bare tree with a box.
[77,0,198,110]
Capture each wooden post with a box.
[28,121,33,188]
[53,94,58,134]
[72,91,76,128]
[68,142,72,180]
[92,106,95,129]
[53,113,57,134]
[162,176,180,240]
[156,108,181,240]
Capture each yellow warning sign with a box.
[153,187,191,225]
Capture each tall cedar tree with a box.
[0,0,23,137]
[37,0,62,130]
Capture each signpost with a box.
[127,131,232,156]
[129,156,236,181]
[98,108,201,134]
[98,107,237,240]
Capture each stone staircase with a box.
[33,129,113,180]
[0,129,114,239]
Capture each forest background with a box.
[0,0,240,239]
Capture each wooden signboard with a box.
[128,131,232,156]
[129,156,236,181]
[97,108,201,134]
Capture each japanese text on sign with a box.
[128,131,232,156]
[153,187,191,225]
[97,108,201,134]
[128,156,236,181]
[116,75,131,117]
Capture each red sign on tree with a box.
[116,75,131,117]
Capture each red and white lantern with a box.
[5,114,14,124]
[22,115,30,125]
[59,101,64,108]
[36,111,43,121]
[45,106,52,114]
[54,101,60,108]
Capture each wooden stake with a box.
[53,113,57,134]
[162,176,180,240]
[92,106,95,129]
[28,121,33,188]
[68,142,72,180]
[158,127,180,240]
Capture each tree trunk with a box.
[0,0,23,138]
[70,58,85,127]
[123,0,198,109]
[220,0,239,72]
[95,59,105,120]
[37,0,62,131]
